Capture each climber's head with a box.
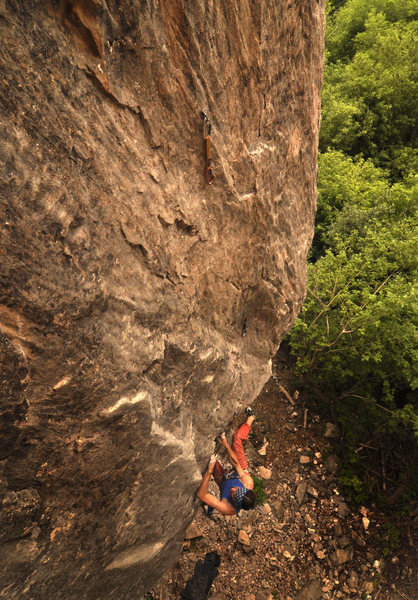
[231,487,255,511]
[241,489,255,511]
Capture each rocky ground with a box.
[147,350,417,600]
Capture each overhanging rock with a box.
[0,1,325,597]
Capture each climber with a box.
[202,111,215,185]
[197,408,256,515]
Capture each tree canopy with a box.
[289,0,418,509]
[321,2,418,179]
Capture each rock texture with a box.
[0,1,325,598]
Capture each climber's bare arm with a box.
[196,455,236,515]
[240,473,254,490]
[197,491,236,515]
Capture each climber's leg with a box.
[232,414,255,471]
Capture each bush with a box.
[251,475,267,506]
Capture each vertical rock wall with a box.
[0,0,325,597]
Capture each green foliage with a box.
[312,150,390,258]
[322,2,418,178]
[290,158,418,502]
[371,522,401,558]
[382,522,401,556]
[183,538,200,553]
[252,475,267,506]
[326,0,418,63]
[339,471,371,505]
[289,1,418,511]
[293,164,418,393]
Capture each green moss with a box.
[252,475,267,505]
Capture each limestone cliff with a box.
[0,0,325,597]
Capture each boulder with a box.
[307,485,319,498]
[324,422,339,438]
[337,502,351,519]
[296,481,308,505]
[325,454,339,474]
[259,503,272,516]
[348,570,359,591]
[352,531,366,547]
[272,500,285,521]
[256,592,274,600]
[238,530,251,546]
[295,579,322,600]
[331,547,354,565]
[184,522,203,540]
[364,582,374,594]
[258,466,272,479]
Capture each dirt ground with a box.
[147,348,417,600]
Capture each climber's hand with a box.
[220,432,227,447]
[208,454,217,473]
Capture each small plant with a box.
[189,538,200,553]
[252,475,267,505]
[183,537,201,553]
[339,470,370,505]
[382,522,401,557]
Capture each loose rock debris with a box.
[149,355,417,600]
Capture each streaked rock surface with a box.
[0,0,325,597]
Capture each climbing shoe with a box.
[245,407,254,417]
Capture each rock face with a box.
[0,1,325,598]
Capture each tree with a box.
[289,0,418,508]
[294,155,417,393]
[326,0,418,63]
[290,155,418,505]
[321,6,418,179]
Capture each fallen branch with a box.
[363,464,397,485]
[354,441,377,453]
[381,444,387,492]
[279,385,294,406]
[393,585,412,600]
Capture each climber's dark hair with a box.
[241,489,255,510]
